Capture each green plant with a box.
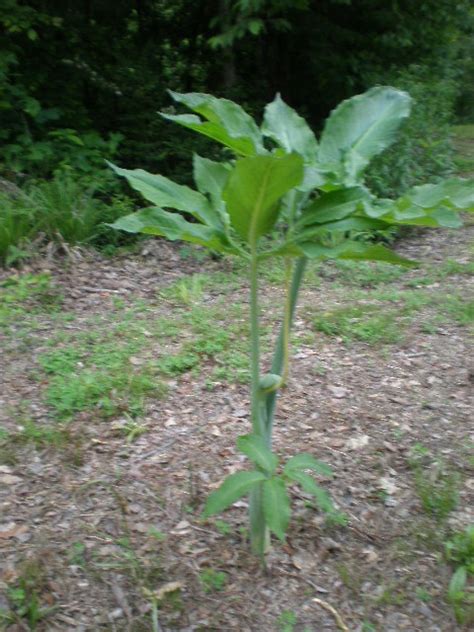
[198,568,227,593]
[445,526,474,623]
[110,88,474,558]
[277,609,298,632]
[1,560,55,630]
[412,461,461,520]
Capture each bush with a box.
[365,66,457,198]
[0,172,136,266]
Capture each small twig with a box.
[312,598,350,632]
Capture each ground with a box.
[0,130,473,631]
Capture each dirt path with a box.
[0,217,473,631]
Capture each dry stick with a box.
[312,598,350,632]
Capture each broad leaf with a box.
[223,153,304,243]
[237,434,278,474]
[110,208,233,253]
[408,178,474,210]
[319,87,412,183]
[262,94,318,161]
[297,187,370,226]
[193,154,231,207]
[163,91,264,156]
[202,470,267,518]
[294,216,390,242]
[284,453,333,477]
[109,163,221,229]
[286,470,334,513]
[297,241,417,267]
[262,477,290,540]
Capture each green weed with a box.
[411,459,461,520]
[277,609,298,632]
[198,568,227,593]
[312,304,402,345]
[0,559,55,630]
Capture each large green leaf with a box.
[202,470,267,518]
[262,477,290,540]
[110,208,233,252]
[109,163,221,229]
[223,153,304,243]
[408,178,474,210]
[363,179,474,228]
[294,217,391,242]
[296,241,417,267]
[284,453,333,477]
[162,91,264,156]
[193,154,231,205]
[318,87,412,183]
[286,470,334,513]
[297,187,370,226]
[237,434,279,474]
[262,94,318,161]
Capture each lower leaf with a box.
[262,477,291,541]
[202,470,267,518]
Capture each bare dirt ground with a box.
[0,220,473,631]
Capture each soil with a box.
[0,223,473,632]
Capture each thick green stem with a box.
[264,257,307,436]
[248,243,270,556]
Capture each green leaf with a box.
[110,208,233,253]
[284,453,333,477]
[223,153,304,243]
[202,471,267,518]
[286,470,334,513]
[193,154,231,207]
[408,178,474,210]
[163,91,264,156]
[295,216,390,241]
[237,434,279,474]
[297,187,370,226]
[109,163,221,229]
[297,241,417,267]
[262,94,318,161]
[319,87,412,183]
[448,567,467,601]
[262,477,290,540]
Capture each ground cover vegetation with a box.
[0,224,473,629]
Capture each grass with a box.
[0,273,63,328]
[309,285,473,345]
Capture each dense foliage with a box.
[0,0,473,262]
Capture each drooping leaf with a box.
[294,216,390,242]
[223,153,304,243]
[193,154,231,206]
[286,470,334,513]
[262,477,290,540]
[163,91,264,156]
[408,178,474,210]
[110,208,233,253]
[318,87,412,183]
[284,453,333,477]
[297,241,417,267]
[202,471,267,518]
[109,162,221,229]
[237,434,278,474]
[262,94,318,161]
[297,187,371,226]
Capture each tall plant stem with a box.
[265,257,307,436]
[248,244,269,557]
